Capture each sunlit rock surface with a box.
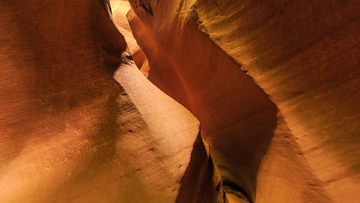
[0,0,222,202]
[110,0,149,77]
[2,0,360,202]
[127,0,360,202]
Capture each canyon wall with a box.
[0,0,223,202]
[1,0,360,202]
[127,0,360,202]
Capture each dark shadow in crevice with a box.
[223,179,252,203]
[176,128,224,203]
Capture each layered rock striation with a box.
[127,0,360,202]
[1,0,360,202]
[0,0,222,202]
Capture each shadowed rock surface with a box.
[1,0,360,202]
[127,0,360,202]
[0,0,223,202]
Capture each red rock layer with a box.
[0,0,221,202]
[127,0,360,202]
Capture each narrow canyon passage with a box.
[111,1,279,202]
[1,0,360,203]
[124,0,360,202]
[112,1,330,202]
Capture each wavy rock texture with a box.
[110,0,149,77]
[0,0,223,202]
[127,0,360,202]
[2,0,360,202]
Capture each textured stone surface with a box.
[0,0,218,202]
[127,0,360,202]
[110,0,149,76]
[2,0,360,202]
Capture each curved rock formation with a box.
[2,0,360,202]
[110,0,149,77]
[127,0,360,202]
[0,0,223,202]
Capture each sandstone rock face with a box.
[2,0,360,202]
[0,0,221,202]
[127,0,360,202]
[110,0,149,77]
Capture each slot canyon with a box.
[1,0,360,202]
